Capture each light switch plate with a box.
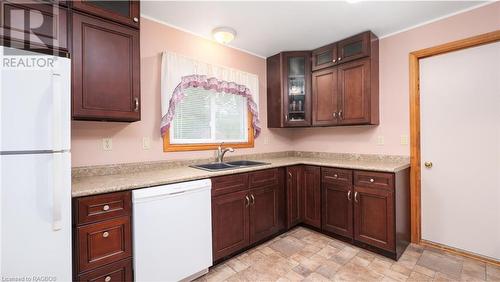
[102,138,112,151]
[142,137,151,150]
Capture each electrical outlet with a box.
[400,135,408,145]
[102,138,112,151]
[142,137,151,150]
[376,136,385,146]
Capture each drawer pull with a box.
[105,276,111,282]
[333,174,338,179]
[369,178,374,183]
[102,205,110,211]
[102,231,109,238]
[133,17,139,23]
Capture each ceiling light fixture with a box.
[212,27,236,44]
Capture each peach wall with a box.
[71,3,500,167]
[71,18,293,167]
[292,2,500,155]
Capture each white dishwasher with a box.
[132,179,212,282]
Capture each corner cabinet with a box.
[267,51,312,128]
[268,31,379,128]
[71,12,141,121]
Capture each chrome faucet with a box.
[216,143,234,163]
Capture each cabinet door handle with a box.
[250,194,255,205]
[354,192,359,203]
[245,196,250,207]
[134,98,139,112]
[347,190,352,201]
[332,59,337,63]
[333,112,337,118]
[338,57,342,61]
[338,110,343,119]
[284,114,288,122]
[133,17,139,23]
[288,172,292,178]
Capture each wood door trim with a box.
[409,31,500,244]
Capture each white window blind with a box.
[171,87,248,144]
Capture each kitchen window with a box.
[168,87,251,145]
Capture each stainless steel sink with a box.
[225,160,268,167]
[190,160,269,172]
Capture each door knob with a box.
[424,161,433,168]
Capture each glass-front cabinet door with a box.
[337,32,370,64]
[283,51,311,127]
[72,0,140,28]
[312,43,337,71]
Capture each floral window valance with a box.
[160,74,261,138]
[160,51,261,141]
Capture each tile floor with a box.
[197,227,500,282]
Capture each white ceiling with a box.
[141,1,487,58]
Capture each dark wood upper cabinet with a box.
[302,166,321,228]
[337,31,374,64]
[212,190,250,261]
[267,51,312,128]
[267,30,378,128]
[312,67,339,126]
[72,0,139,28]
[338,58,376,125]
[71,12,140,121]
[249,185,280,243]
[312,42,337,71]
[286,166,302,229]
[0,1,68,52]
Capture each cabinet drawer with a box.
[322,167,352,185]
[212,173,249,197]
[75,191,132,225]
[76,258,133,282]
[0,1,68,51]
[249,168,279,188]
[354,171,394,190]
[76,216,132,272]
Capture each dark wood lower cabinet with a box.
[212,190,250,261]
[73,191,134,280]
[353,185,395,252]
[211,168,285,262]
[250,185,280,243]
[322,182,353,238]
[302,166,321,228]
[286,166,302,229]
[76,258,133,282]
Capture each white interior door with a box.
[420,42,500,260]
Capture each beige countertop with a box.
[72,153,410,198]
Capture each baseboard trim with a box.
[420,239,500,267]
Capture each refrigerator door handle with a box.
[52,153,63,231]
[52,69,62,151]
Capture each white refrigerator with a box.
[0,46,72,280]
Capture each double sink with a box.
[191,160,269,172]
